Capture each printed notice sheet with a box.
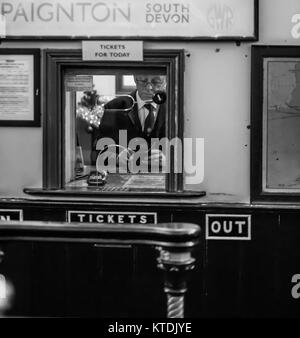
[0,55,34,120]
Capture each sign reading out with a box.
[206,214,251,241]
[68,211,157,224]
[0,209,23,222]
[83,41,143,61]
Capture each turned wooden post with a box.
[157,248,196,318]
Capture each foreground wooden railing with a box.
[0,221,201,318]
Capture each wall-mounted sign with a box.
[82,41,143,61]
[0,0,258,41]
[0,209,23,222]
[67,211,157,224]
[206,214,251,240]
[0,49,40,127]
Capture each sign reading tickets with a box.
[68,211,157,224]
[0,0,257,40]
[83,41,143,61]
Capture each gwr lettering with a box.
[207,4,233,31]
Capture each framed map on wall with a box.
[251,46,300,202]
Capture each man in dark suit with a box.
[95,75,167,169]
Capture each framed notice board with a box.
[0,49,40,127]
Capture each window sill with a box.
[23,187,206,199]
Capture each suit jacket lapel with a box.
[128,90,142,132]
[153,104,166,136]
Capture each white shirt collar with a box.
[136,91,157,111]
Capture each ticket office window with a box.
[42,50,184,195]
[65,69,167,192]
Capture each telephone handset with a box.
[105,91,167,112]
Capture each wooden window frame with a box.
[41,49,185,196]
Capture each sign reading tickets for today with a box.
[82,41,143,61]
[0,0,257,39]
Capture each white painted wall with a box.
[0,0,300,201]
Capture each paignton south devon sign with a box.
[0,0,258,40]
